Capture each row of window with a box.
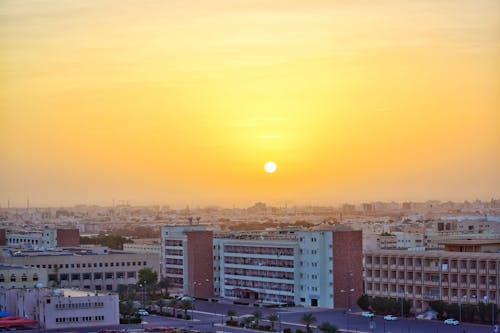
[55,302,104,310]
[30,261,148,269]
[55,315,104,323]
[0,273,38,283]
[48,272,136,281]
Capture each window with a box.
[0,274,4,282]
[21,274,27,282]
[33,274,38,281]
[94,273,102,280]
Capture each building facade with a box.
[161,225,363,309]
[364,249,500,313]
[0,248,159,292]
[1,288,119,329]
[0,263,48,289]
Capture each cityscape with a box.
[1,0,499,333]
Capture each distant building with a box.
[123,242,161,254]
[0,288,119,330]
[4,228,80,249]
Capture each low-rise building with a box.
[0,263,47,289]
[1,287,119,330]
[0,247,159,292]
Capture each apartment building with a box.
[1,287,119,329]
[364,248,500,313]
[0,247,159,292]
[161,225,363,309]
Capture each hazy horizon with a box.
[1,0,499,208]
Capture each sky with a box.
[1,0,499,208]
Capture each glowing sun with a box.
[264,161,277,173]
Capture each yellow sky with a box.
[1,0,499,207]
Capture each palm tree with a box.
[157,276,172,297]
[157,299,168,313]
[180,299,193,318]
[119,300,135,320]
[227,309,237,322]
[267,313,279,331]
[301,313,317,333]
[169,298,179,317]
[317,322,338,333]
[242,315,254,328]
[253,311,263,327]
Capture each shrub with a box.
[296,329,305,333]
[226,320,238,326]
[177,314,183,319]
[283,328,292,333]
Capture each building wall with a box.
[1,251,159,292]
[0,229,6,246]
[364,249,500,313]
[296,231,334,308]
[2,288,119,329]
[333,230,363,309]
[123,243,161,254]
[186,230,214,298]
[0,264,48,289]
[56,229,80,247]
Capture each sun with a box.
[264,161,277,173]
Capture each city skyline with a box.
[1,0,499,207]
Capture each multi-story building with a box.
[1,287,119,330]
[0,263,47,289]
[0,247,159,292]
[364,246,500,313]
[2,228,80,249]
[161,225,363,309]
[123,242,161,254]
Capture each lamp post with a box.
[139,281,146,308]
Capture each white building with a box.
[1,288,119,330]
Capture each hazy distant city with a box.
[2,0,499,332]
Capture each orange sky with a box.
[1,0,499,207]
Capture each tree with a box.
[227,309,237,321]
[119,300,135,320]
[267,313,279,331]
[169,298,179,317]
[357,294,370,310]
[180,299,193,318]
[138,268,158,289]
[429,300,447,319]
[253,311,263,327]
[157,298,169,313]
[300,313,317,333]
[317,322,338,333]
[157,276,172,297]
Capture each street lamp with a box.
[35,282,44,333]
[139,281,146,308]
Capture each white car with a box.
[383,315,398,321]
[444,318,459,325]
[137,309,149,316]
[362,311,374,318]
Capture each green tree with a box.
[300,313,317,333]
[317,322,338,333]
[267,313,279,331]
[157,298,169,313]
[429,300,447,319]
[357,294,370,310]
[157,276,172,297]
[227,309,237,321]
[180,299,193,318]
[253,311,263,327]
[138,267,158,288]
[119,300,135,320]
[169,298,179,317]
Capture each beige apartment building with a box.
[364,249,500,313]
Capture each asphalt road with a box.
[11,300,499,333]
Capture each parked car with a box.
[137,309,149,316]
[444,318,460,325]
[362,311,374,318]
[383,315,398,321]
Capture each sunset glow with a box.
[0,0,499,207]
